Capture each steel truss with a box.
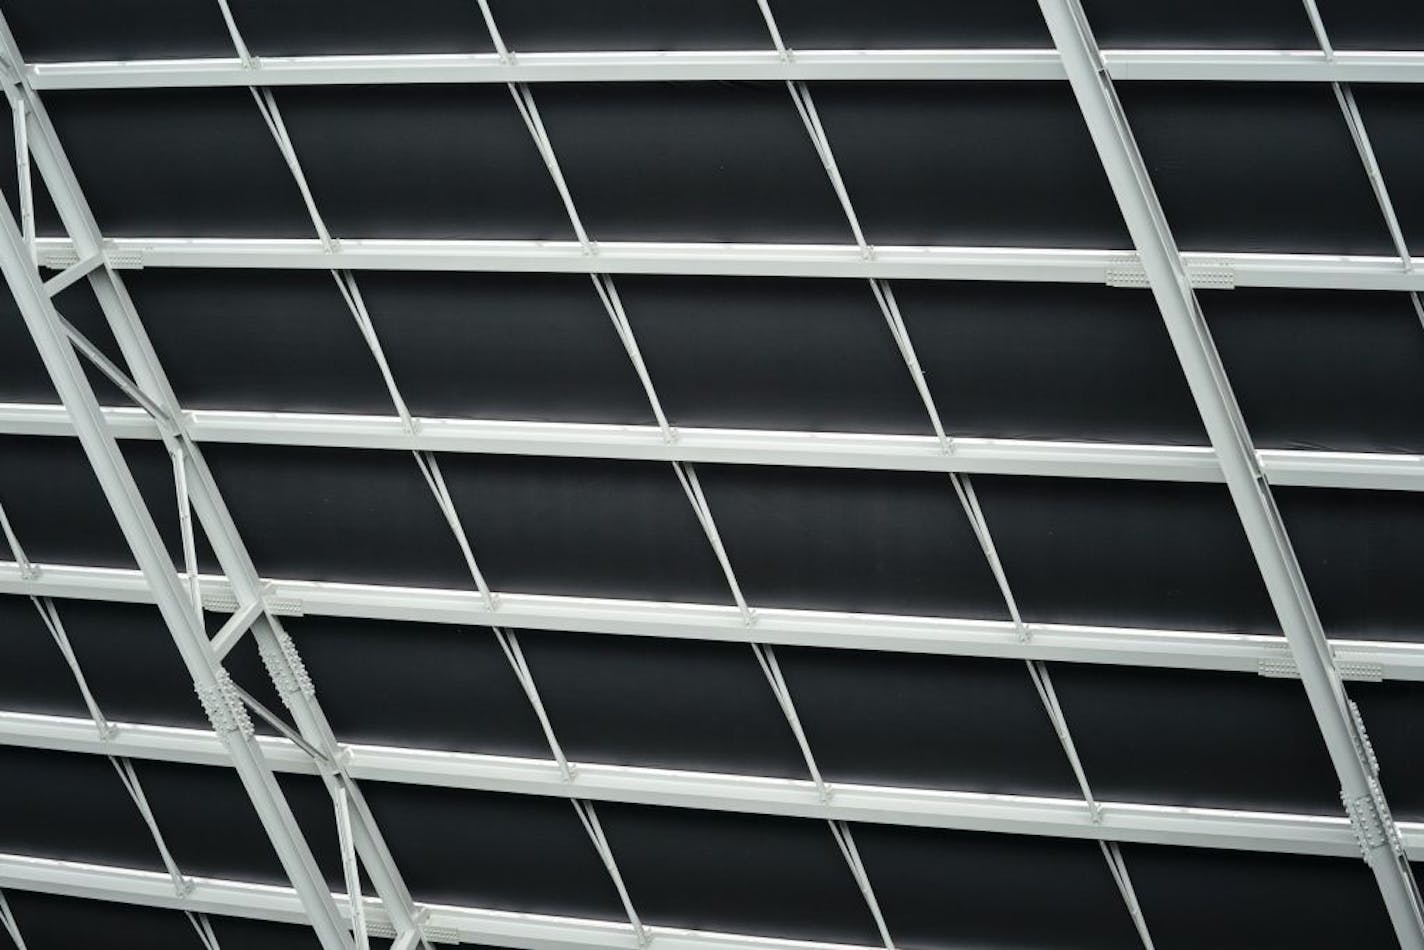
[0,13,433,950]
[0,2,1422,948]
[1038,1,1424,947]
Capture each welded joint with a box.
[195,670,255,741]
[1343,779,1405,859]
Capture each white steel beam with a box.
[34,237,1424,292]
[20,49,1424,91]
[1039,2,1424,946]
[6,710,1421,860]
[4,560,1422,682]
[3,403,1424,493]
[0,853,863,950]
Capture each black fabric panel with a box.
[1206,288,1424,454]
[697,465,1010,618]
[489,0,769,51]
[811,82,1131,249]
[1278,487,1424,642]
[438,455,733,604]
[621,275,931,435]
[854,824,1141,950]
[360,782,625,918]
[48,599,209,731]
[137,762,344,888]
[1316,0,1424,50]
[1350,85,1424,256]
[974,476,1279,633]
[274,86,573,241]
[1,0,234,62]
[358,271,654,425]
[536,82,851,244]
[0,892,198,950]
[1052,665,1339,813]
[1123,845,1396,950]
[773,0,1052,49]
[202,444,471,588]
[1351,682,1424,820]
[597,805,879,945]
[0,745,162,870]
[226,0,493,56]
[0,595,87,718]
[34,597,282,736]
[41,89,315,238]
[126,269,395,415]
[778,648,1080,796]
[1081,0,1318,48]
[0,436,202,572]
[48,279,136,407]
[894,281,1207,445]
[1121,83,1394,255]
[208,916,326,950]
[282,615,550,758]
[517,631,810,779]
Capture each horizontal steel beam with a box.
[22,49,1424,90]
[3,403,1423,493]
[0,851,829,950]
[4,710,1416,858]
[38,238,1424,292]
[4,561,1422,681]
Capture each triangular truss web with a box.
[0,2,1422,949]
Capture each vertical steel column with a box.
[1038,3,1424,947]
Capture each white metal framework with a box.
[1,2,1422,948]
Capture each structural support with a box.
[0,13,430,946]
[1038,3,1424,947]
[0,149,354,950]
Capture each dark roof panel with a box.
[2,0,235,62]
[1051,664,1340,813]
[0,892,201,950]
[1123,845,1397,950]
[1121,83,1394,254]
[778,648,1082,796]
[488,0,770,52]
[126,268,396,415]
[42,89,316,238]
[854,824,1142,949]
[274,85,574,241]
[535,82,852,244]
[1207,288,1424,454]
[596,804,881,945]
[621,275,932,435]
[695,465,1012,619]
[225,0,494,57]
[358,271,656,425]
[974,476,1278,633]
[773,0,1052,49]
[895,281,1207,445]
[518,631,811,779]
[812,82,1132,248]
[1081,0,1319,49]
[1350,84,1424,257]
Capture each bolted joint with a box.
[1349,699,1380,777]
[195,670,254,741]
[258,628,316,703]
[1342,779,1405,860]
